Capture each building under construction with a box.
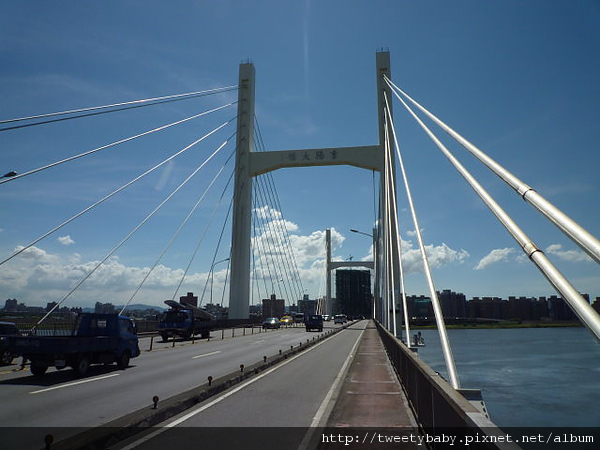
[335,269,372,318]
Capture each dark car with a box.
[0,321,21,365]
[262,317,281,329]
[305,314,323,332]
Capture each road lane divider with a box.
[191,350,221,359]
[30,373,121,394]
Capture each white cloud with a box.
[475,248,516,270]
[58,235,75,245]
[2,221,471,309]
[359,237,469,274]
[402,241,469,273]
[12,245,58,263]
[545,244,592,263]
[254,205,282,221]
[406,228,425,238]
[0,246,210,308]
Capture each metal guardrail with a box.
[375,321,522,450]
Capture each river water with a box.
[402,326,600,428]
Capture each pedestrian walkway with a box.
[326,320,418,428]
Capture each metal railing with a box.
[375,321,522,449]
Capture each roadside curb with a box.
[41,324,352,450]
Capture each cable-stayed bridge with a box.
[1,51,599,449]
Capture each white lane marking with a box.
[191,351,221,359]
[297,326,366,450]
[30,373,121,394]
[251,340,265,345]
[119,331,343,449]
[310,327,364,426]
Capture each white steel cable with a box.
[384,76,600,265]
[254,179,285,300]
[383,109,411,344]
[383,118,398,337]
[172,174,234,304]
[389,87,600,344]
[120,140,235,315]
[193,200,233,307]
[38,133,231,324]
[1,119,234,267]
[0,103,235,185]
[255,175,294,305]
[384,93,461,389]
[0,86,237,127]
[254,119,306,302]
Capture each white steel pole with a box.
[386,78,600,265]
[393,90,600,343]
[384,97,461,389]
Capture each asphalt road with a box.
[112,320,368,450]
[0,321,358,450]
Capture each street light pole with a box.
[210,258,230,306]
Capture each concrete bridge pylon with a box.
[228,52,398,319]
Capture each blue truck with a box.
[159,299,215,341]
[6,313,140,377]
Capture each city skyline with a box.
[4,288,598,314]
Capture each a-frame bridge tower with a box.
[228,51,397,319]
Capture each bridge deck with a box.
[326,320,418,429]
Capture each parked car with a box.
[0,321,22,365]
[262,318,281,329]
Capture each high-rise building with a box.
[262,294,285,318]
[438,290,467,318]
[335,269,372,318]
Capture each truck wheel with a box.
[160,334,169,342]
[74,357,90,377]
[31,364,48,376]
[117,351,130,370]
[1,350,13,365]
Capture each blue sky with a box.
[1,0,599,310]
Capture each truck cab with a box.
[159,300,214,341]
[0,321,21,365]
